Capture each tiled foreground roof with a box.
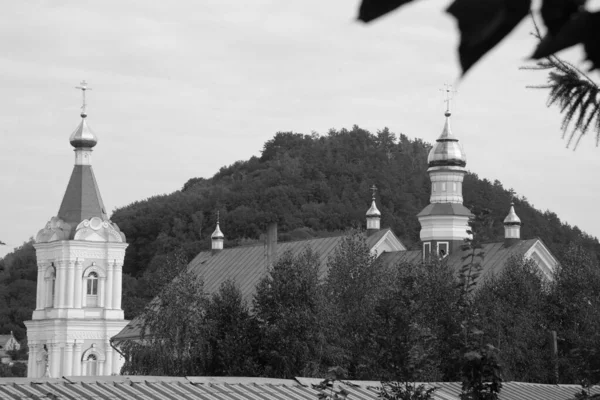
[0,376,597,400]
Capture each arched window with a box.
[86,354,98,376]
[86,272,99,307]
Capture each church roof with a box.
[57,165,108,235]
[377,239,544,283]
[417,202,473,217]
[0,376,595,400]
[442,239,539,280]
[114,229,396,343]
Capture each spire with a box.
[504,201,521,245]
[211,211,225,251]
[366,184,381,235]
[56,81,107,234]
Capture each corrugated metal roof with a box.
[442,239,538,280]
[0,377,596,400]
[378,249,422,266]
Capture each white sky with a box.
[1,0,599,258]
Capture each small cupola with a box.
[503,202,521,246]
[211,212,225,252]
[366,184,381,235]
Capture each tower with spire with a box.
[366,184,381,235]
[24,82,129,378]
[211,211,225,251]
[417,86,473,258]
[504,201,521,246]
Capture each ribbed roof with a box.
[417,203,473,217]
[443,239,538,280]
[57,165,108,235]
[0,376,596,400]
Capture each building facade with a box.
[24,83,128,377]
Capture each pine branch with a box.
[521,14,600,149]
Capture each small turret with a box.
[211,212,225,252]
[504,202,521,247]
[366,184,381,236]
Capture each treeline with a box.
[1,126,600,338]
[121,231,600,386]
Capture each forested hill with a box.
[1,126,599,340]
[112,126,600,278]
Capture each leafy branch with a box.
[521,15,600,149]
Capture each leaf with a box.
[541,0,585,35]
[357,0,416,23]
[446,0,531,75]
[532,11,591,59]
[582,12,600,70]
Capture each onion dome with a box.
[366,199,381,217]
[503,202,521,225]
[427,109,466,168]
[69,117,98,149]
[211,222,224,239]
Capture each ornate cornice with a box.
[36,216,72,243]
[74,217,126,243]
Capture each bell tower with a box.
[418,86,473,258]
[24,82,129,378]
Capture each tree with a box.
[120,251,209,376]
[253,247,326,378]
[546,244,600,385]
[474,256,552,383]
[205,279,260,376]
[323,229,388,379]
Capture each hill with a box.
[1,126,599,339]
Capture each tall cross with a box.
[75,80,92,117]
[440,83,457,115]
[370,184,377,201]
[216,210,220,223]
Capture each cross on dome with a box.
[440,83,457,117]
[75,80,92,118]
[370,184,377,201]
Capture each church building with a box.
[24,82,128,377]
[113,93,559,344]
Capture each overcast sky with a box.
[1,0,599,258]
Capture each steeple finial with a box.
[370,184,377,201]
[440,83,457,117]
[75,80,92,118]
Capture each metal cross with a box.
[440,83,457,115]
[75,80,92,116]
[216,210,220,223]
[370,184,377,200]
